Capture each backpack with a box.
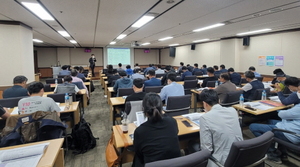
[70,118,99,154]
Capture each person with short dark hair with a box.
[107,69,121,87]
[144,70,161,87]
[77,66,86,82]
[124,78,147,111]
[133,93,181,167]
[275,77,300,105]
[239,71,264,100]
[272,68,285,84]
[54,75,81,94]
[3,75,28,98]
[59,65,71,75]
[248,66,260,77]
[160,66,175,86]
[71,69,89,97]
[186,64,194,72]
[134,63,140,69]
[155,65,164,74]
[125,65,133,76]
[181,66,192,80]
[117,63,125,73]
[201,64,207,75]
[113,71,133,96]
[213,73,237,102]
[18,82,61,116]
[213,65,221,77]
[272,72,292,95]
[228,67,241,86]
[159,73,184,104]
[201,67,217,88]
[89,54,97,77]
[177,62,184,74]
[143,64,153,75]
[219,64,227,73]
[192,63,202,75]
[131,69,145,80]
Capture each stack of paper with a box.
[244,102,274,110]
[182,113,205,126]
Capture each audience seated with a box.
[201,64,207,75]
[105,64,114,77]
[186,64,194,72]
[133,93,181,167]
[272,72,292,95]
[272,68,286,84]
[181,66,192,81]
[134,63,140,69]
[145,70,161,87]
[249,66,261,77]
[117,63,125,73]
[155,65,165,74]
[227,67,241,86]
[0,105,11,119]
[161,66,175,86]
[213,73,237,103]
[276,76,300,105]
[54,75,81,94]
[160,73,184,105]
[108,69,121,87]
[3,75,28,98]
[71,69,89,98]
[177,62,184,74]
[18,82,61,116]
[113,71,133,97]
[131,69,145,80]
[77,66,86,82]
[249,103,300,163]
[125,65,133,76]
[143,64,154,75]
[219,64,227,73]
[124,78,146,114]
[238,71,264,101]
[59,65,71,75]
[192,63,202,75]
[213,65,221,77]
[201,67,217,88]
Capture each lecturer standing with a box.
[89,54,96,77]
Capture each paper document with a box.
[0,143,49,167]
[60,106,65,111]
[182,113,205,126]
[244,102,274,110]
[11,108,19,115]
[135,111,147,127]
[268,96,281,102]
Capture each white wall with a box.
[37,48,57,67]
[134,49,159,65]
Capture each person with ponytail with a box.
[132,93,181,167]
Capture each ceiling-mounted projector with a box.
[131,41,140,47]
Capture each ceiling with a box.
[1,0,300,48]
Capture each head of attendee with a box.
[220,64,225,70]
[273,68,284,75]
[148,69,156,78]
[14,75,28,88]
[118,63,122,68]
[202,64,207,69]
[107,64,114,74]
[213,65,219,71]
[27,82,45,96]
[67,65,72,71]
[207,67,215,76]
[132,78,144,93]
[126,65,131,69]
[167,73,177,85]
[135,63,139,67]
[248,66,256,72]
[133,68,140,74]
[61,65,68,70]
[71,69,78,77]
[244,70,255,82]
[227,67,234,74]
[63,75,72,83]
[276,72,286,82]
[143,93,163,122]
[3,75,28,98]
[119,71,127,78]
[157,65,162,69]
[284,77,300,92]
[73,66,80,71]
[219,73,230,83]
[199,89,219,111]
[165,65,171,72]
[182,66,188,72]
[194,63,199,69]
[180,62,184,67]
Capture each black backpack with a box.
[70,118,99,154]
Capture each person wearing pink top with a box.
[71,70,89,98]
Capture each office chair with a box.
[175,76,182,81]
[46,78,63,84]
[0,96,24,108]
[184,75,197,80]
[183,80,198,95]
[145,149,211,167]
[155,73,165,78]
[206,81,217,87]
[251,88,270,101]
[124,100,143,123]
[57,75,67,78]
[220,90,243,107]
[164,95,191,117]
[194,71,203,76]
[47,93,76,103]
[144,86,164,93]
[255,76,264,82]
[44,84,52,92]
[210,131,274,167]
[118,88,134,97]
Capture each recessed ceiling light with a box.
[158,37,173,41]
[236,29,272,36]
[193,23,225,32]
[70,40,77,44]
[269,8,282,13]
[22,2,54,21]
[110,41,116,45]
[58,31,70,37]
[193,39,209,43]
[116,34,127,39]
[33,39,43,43]
[141,42,150,45]
[169,44,179,46]
[132,15,155,28]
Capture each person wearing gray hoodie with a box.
[113,71,133,96]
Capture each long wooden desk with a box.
[0,138,64,167]
[51,82,91,93]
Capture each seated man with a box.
[0,105,11,119]
[160,73,184,105]
[3,75,28,98]
[219,64,227,73]
[213,65,221,77]
[177,62,184,74]
[187,64,194,72]
[249,66,261,77]
[54,75,81,94]
[181,66,192,80]
[155,65,165,74]
[191,89,243,167]
[71,69,89,98]
[201,64,207,75]
[108,69,121,87]
[276,76,300,105]
[124,78,147,114]
[18,82,61,116]
[131,69,145,80]
[228,67,241,86]
[201,67,217,88]
[272,72,292,95]
[144,70,161,87]
[238,71,264,101]
[143,64,154,75]
[117,63,125,73]
[249,103,300,163]
[113,71,133,97]
[77,66,86,82]
[161,66,175,86]
[214,73,237,103]
[192,63,202,75]
[59,65,71,75]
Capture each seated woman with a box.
[132,93,181,167]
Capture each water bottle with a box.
[239,94,244,107]
[215,81,219,88]
[69,93,73,105]
[55,78,58,85]
[65,93,70,108]
[261,90,267,100]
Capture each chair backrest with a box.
[0,97,24,108]
[44,84,52,92]
[183,80,198,89]
[57,75,67,78]
[184,75,197,80]
[144,86,164,93]
[239,78,248,85]
[72,82,84,89]
[165,95,191,116]
[124,100,143,123]
[145,149,211,167]
[175,76,181,81]
[255,76,264,82]
[220,90,243,106]
[155,73,165,78]
[252,88,270,101]
[206,81,216,87]
[118,88,134,97]
[46,78,63,84]
[47,93,76,103]
[224,131,274,167]
[194,71,203,76]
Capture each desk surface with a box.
[110,97,125,106]
[50,82,90,88]
[0,138,64,167]
[43,89,86,96]
[113,116,199,148]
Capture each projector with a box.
[131,41,140,47]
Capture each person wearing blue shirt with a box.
[160,73,184,105]
[228,67,241,86]
[3,75,28,98]
[201,64,207,75]
[143,64,154,75]
[213,65,221,77]
[275,76,300,105]
[192,63,202,75]
[249,66,261,77]
[59,65,71,75]
[125,65,133,76]
[177,62,184,74]
[144,70,161,87]
[249,104,300,163]
[219,64,228,73]
[181,66,192,80]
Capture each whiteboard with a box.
[107,48,131,65]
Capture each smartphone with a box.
[182,120,192,127]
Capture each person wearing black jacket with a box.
[89,54,96,77]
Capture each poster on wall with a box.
[275,56,284,66]
[258,56,266,66]
[266,56,275,66]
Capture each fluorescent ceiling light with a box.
[132,15,155,28]
[21,2,54,21]
[158,37,173,41]
[33,39,43,43]
[141,42,150,46]
[70,40,77,44]
[193,39,209,43]
[236,29,272,36]
[58,31,70,37]
[110,41,116,45]
[169,44,179,46]
[193,23,225,32]
[116,34,127,39]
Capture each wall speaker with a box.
[169,47,176,57]
[191,44,196,50]
[243,36,250,46]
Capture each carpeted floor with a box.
[63,80,300,167]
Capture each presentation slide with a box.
[107,48,131,65]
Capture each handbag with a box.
[106,133,120,167]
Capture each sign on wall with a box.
[258,56,284,67]
[275,56,284,66]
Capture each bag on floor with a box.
[70,118,99,154]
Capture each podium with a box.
[51,67,61,78]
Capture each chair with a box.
[47,93,76,103]
[164,95,191,117]
[118,88,134,97]
[0,97,24,108]
[57,75,67,78]
[44,84,52,92]
[210,131,274,167]
[46,78,63,84]
[144,86,164,93]
[194,71,203,76]
[72,82,84,89]
[255,76,264,82]
[124,100,143,123]
[220,90,243,107]
[145,149,211,167]
[155,73,165,78]
[183,80,198,94]
[184,75,197,80]
[175,76,182,81]
[206,81,217,87]
[251,88,270,101]
[239,78,248,86]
